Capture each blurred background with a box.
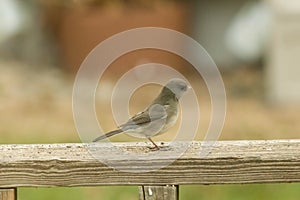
[1,0,300,199]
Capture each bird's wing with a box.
[120,105,169,131]
[131,110,150,123]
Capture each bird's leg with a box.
[148,138,160,150]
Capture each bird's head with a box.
[164,78,190,100]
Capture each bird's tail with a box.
[92,129,123,142]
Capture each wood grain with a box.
[0,189,17,200]
[0,140,300,187]
[139,185,178,200]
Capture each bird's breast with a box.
[159,106,178,134]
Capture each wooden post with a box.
[0,189,17,200]
[266,0,300,103]
[139,185,178,200]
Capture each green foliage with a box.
[19,186,138,200]
[180,184,300,200]
[18,184,300,200]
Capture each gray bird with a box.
[93,78,190,149]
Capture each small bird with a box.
[93,78,190,149]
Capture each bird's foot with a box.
[147,138,160,151]
[148,145,160,151]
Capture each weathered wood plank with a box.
[0,189,17,200]
[138,185,178,200]
[0,140,300,187]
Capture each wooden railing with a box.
[1,140,300,200]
